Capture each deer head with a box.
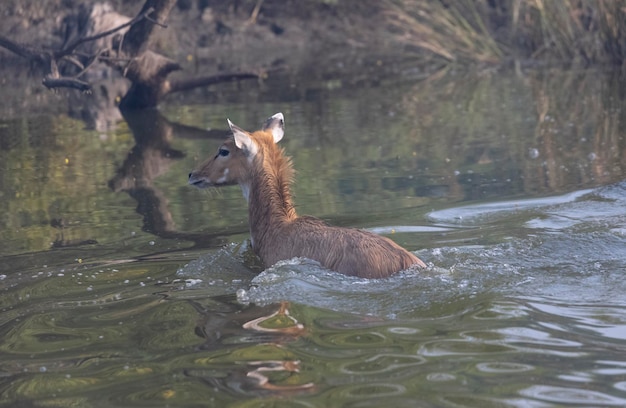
[188,112,284,189]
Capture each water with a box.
[1,67,625,407]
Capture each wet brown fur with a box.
[189,118,426,279]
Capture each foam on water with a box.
[175,242,258,295]
[177,182,626,317]
[427,188,594,224]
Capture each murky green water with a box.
[1,67,625,407]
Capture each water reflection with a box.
[520,385,626,406]
[188,298,314,395]
[108,107,243,248]
[1,66,626,407]
[1,68,625,257]
[396,68,625,201]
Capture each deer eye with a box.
[217,148,230,157]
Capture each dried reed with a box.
[383,0,626,65]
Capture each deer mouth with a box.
[188,173,212,188]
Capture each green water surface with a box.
[1,67,625,407]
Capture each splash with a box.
[235,183,626,317]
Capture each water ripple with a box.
[520,385,626,406]
[340,354,426,375]
[475,362,534,374]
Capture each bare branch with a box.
[1,0,264,104]
[61,55,86,71]
[0,34,48,62]
[122,0,177,56]
[59,7,155,56]
[144,14,168,28]
[98,55,133,63]
[42,76,92,92]
[83,50,109,76]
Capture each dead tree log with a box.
[0,1,264,110]
[112,0,180,108]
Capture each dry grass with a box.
[383,0,626,65]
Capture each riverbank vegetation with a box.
[385,0,626,65]
[4,0,626,70]
[1,0,625,121]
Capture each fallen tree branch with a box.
[0,2,162,94]
[42,76,92,92]
[1,0,265,108]
[0,35,48,62]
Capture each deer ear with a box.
[228,119,258,157]
[262,112,284,143]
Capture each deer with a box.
[188,113,426,279]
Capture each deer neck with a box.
[243,149,297,249]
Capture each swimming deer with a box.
[188,113,426,278]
